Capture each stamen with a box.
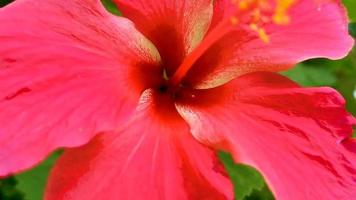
[169,0,296,87]
[170,20,234,86]
[237,0,249,10]
[250,23,270,43]
[163,68,169,81]
[230,16,239,25]
[273,0,296,24]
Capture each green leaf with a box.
[282,53,356,117]
[282,64,337,87]
[0,0,13,7]
[0,177,24,200]
[15,151,62,200]
[349,23,356,39]
[219,152,273,200]
[343,0,356,22]
[101,0,121,16]
[245,184,275,200]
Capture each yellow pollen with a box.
[239,1,249,10]
[252,9,261,22]
[250,23,270,43]
[230,16,239,25]
[229,0,295,42]
[273,0,296,24]
[250,23,258,31]
[257,28,269,43]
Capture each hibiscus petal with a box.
[176,72,356,200]
[45,90,233,200]
[112,0,213,75]
[0,0,161,176]
[184,0,354,89]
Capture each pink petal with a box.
[0,0,161,176]
[45,90,233,200]
[112,0,213,75]
[176,72,356,200]
[184,0,354,89]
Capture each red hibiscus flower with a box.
[0,0,355,199]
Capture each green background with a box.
[0,0,355,199]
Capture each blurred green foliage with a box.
[283,50,356,116]
[15,152,61,200]
[0,0,12,7]
[0,177,24,200]
[349,23,356,38]
[0,152,61,200]
[0,0,355,199]
[101,0,121,15]
[343,0,356,21]
[219,152,274,200]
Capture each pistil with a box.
[169,19,236,87]
[169,0,295,87]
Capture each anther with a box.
[273,0,296,24]
[238,1,249,10]
[250,23,270,43]
[169,0,296,86]
[162,69,169,81]
[230,16,239,25]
